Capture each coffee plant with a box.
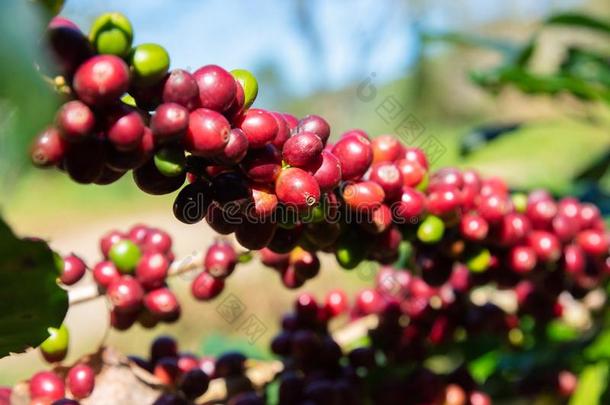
[1,4,609,405]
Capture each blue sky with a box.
[61,0,583,102]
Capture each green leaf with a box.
[569,362,609,405]
[546,13,610,35]
[585,329,610,361]
[467,349,500,384]
[0,217,68,358]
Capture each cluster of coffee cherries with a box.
[269,293,495,405]
[22,363,95,405]
[129,336,264,405]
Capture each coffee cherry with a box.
[176,354,199,373]
[235,220,277,250]
[151,103,189,144]
[478,193,511,223]
[29,371,65,401]
[31,127,66,168]
[275,168,321,212]
[290,249,320,280]
[60,254,86,285]
[179,369,210,399]
[331,133,373,180]
[368,162,403,201]
[129,43,170,86]
[576,230,609,256]
[66,364,95,399]
[282,132,323,168]
[133,158,186,195]
[308,150,342,193]
[417,215,445,244]
[55,101,95,142]
[355,289,384,315]
[295,115,331,145]
[342,181,385,213]
[270,112,291,149]
[92,261,121,289]
[40,324,69,363]
[193,65,236,112]
[52,399,80,405]
[497,213,531,246]
[73,55,130,105]
[217,128,249,164]
[191,271,225,301]
[185,108,230,157]
[396,159,426,188]
[150,336,178,364]
[107,275,144,313]
[427,185,461,218]
[144,288,181,321]
[143,228,172,254]
[173,181,211,224]
[89,12,133,57]
[372,134,404,163]
[392,187,426,222]
[237,108,279,148]
[163,69,200,110]
[204,241,237,279]
[230,69,258,109]
[63,137,107,184]
[106,107,145,151]
[136,252,169,290]
[324,289,349,317]
[44,21,93,78]
[403,147,429,169]
[526,197,557,229]
[527,231,561,262]
[154,357,181,386]
[109,239,141,273]
[460,214,488,241]
[250,185,278,218]
[241,144,282,183]
[509,246,537,273]
[110,308,138,331]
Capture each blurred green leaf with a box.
[0,216,68,358]
[545,13,610,35]
[569,362,608,405]
[0,0,59,196]
[468,350,500,384]
[200,332,273,361]
[585,329,610,361]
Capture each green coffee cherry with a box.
[335,231,366,270]
[129,43,170,86]
[108,240,141,273]
[89,12,133,57]
[53,251,64,275]
[231,69,258,109]
[121,93,137,107]
[417,215,445,244]
[40,324,69,362]
[467,248,491,273]
[511,192,528,214]
[154,147,186,177]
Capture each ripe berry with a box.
[396,158,426,188]
[371,135,403,163]
[403,147,429,170]
[509,246,537,273]
[179,369,210,400]
[355,288,384,315]
[185,108,230,157]
[44,22,93,77]
[151,336,178,364]
[136,252,169,290]
[331,133,373,180]
[204,241,237,278]
[342,181,385,213]
[497,213,531,246]
[31,127,67,168]
[143,228,173,254]
[177,354,199,373]
[459,214,488,241]
[29,372,65,401]
[307,150,342,193]
[92,261,121,288]
[193,65,237,112]
[478,193,511,223]
[217,128,249,164]
[73,55,130,105]
[66,364,95,399]
[173,181,211,224]
[282,132,323,167]
[106,107,145,152]
[275,168,321,212]
[109,239,142,273]
[144,288,181,321]
[64,137,106,184]
[576,230,609,256]
[250,185,278,218]
[324,289,349,317]
[60,254,86,285]
[270,112,291,149]
[295,115,331,145]
[241,144,282,183]
[191,271,225,300]
[214,352,246,378]
[368,162,403,201]
[393,188,426,222]
[235,219,277,250]
[40,324,69,363]
[163,69,200,110]
[55,101,95,142]
[290,249,320,280]
[154,357,181,386]
[237,108,279,148]
[106,276,144,313]
[526,197,557,229]
[426,185,462,218]
[151,103,189,144]
[527,231,561,262]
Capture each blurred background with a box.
[0,0,609,390]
